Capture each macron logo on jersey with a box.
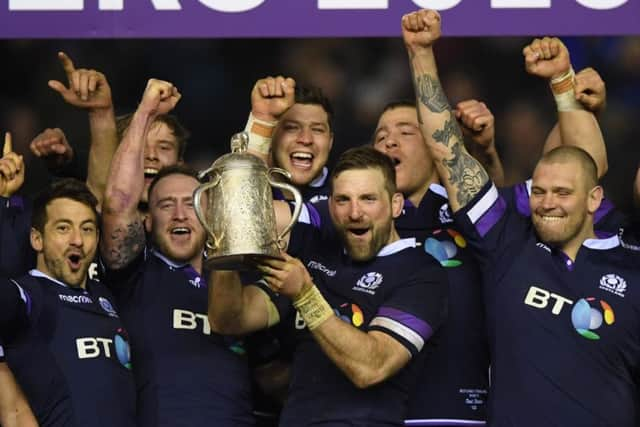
[307,260,336,277]
[439,203,453,224]
[59,294,93,304]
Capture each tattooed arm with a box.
[403,10,489,213]
[100,79,181,269]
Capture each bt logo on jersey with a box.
[524,286,616,340]
[76,330,132,368]
[173,309,211,335]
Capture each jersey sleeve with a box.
[0,278,31,342]
[453,181,531,275]
[0,196,36,277]
[368,256,448,358]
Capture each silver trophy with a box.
[193,132,302,270]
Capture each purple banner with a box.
[0,0,639,38]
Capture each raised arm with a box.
[524,41,608,178]
[48,52,118,207]
[404,10,489,213]
[245,76,296,164]
[207,270,278,336]
[455,99,505,187]
[100,79,181,269]
[0,134,24,200]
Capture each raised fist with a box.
[251,76,296,122]
[138,79,181,117]
[48,52,113,111]
[523,37,571,80]
[402,9,442,55]
[0,133,25,198]
[575,67,606,114]
[455,99,495,149]
[29,128,74,170]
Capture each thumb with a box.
[48,80,70,96]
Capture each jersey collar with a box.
[583,233,620,250]
[378,237,417,257]
[309,167,329,188]
[29,269,72,289]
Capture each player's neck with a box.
[407,175,439,207]
[561,225,597,261]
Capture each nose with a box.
[384,133,398,149]
[540,193,556,210]
[297,126,313,145]
[145,142,159,161]
[69,227,83,247]
[348,201,364,221]
[173,201,189,221]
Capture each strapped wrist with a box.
[292,284,333,330]
[244,112,277,155]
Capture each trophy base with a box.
[204,253,283,271]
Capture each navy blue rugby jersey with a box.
[0,270,136,427]
[0,196,35,277]
[101,248,255,427]
[273,166,330,202]
[263,204,448,427]
[396,184,489,426]
[454,182,640,427]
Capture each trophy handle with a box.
[193,172,221,252]
[268,168,303,250]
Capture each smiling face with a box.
[329,168,403,262]
[530,159,601,254]
[30,198,98,288]
[142,121,181,203]
[272,103,333,187]
[146,173,206,269]
[373,106,438,205]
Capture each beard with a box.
[336,219,393,263]
[533,210,589,249]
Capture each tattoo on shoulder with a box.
[443,143,489,206]
[107,221,145,269]
[416,74,450,113]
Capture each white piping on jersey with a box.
[299,204,312,225]
[377,237,417,257]
[10,280,29,305]
[467,185,499,224]
[583,234,620,250]
[428,183,448,199]
[309,166,329,188]
[404,419,486,426]
[369,316,423,353]
[0,345,3,357]
[150,248,186,269]
[29,269,70,288]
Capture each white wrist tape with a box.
[244,113,277,155]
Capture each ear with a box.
[30,227,43,252]
[144,213,152,234]
[391,192,404,219]
[587,185,604,215]
[328,133,334,151]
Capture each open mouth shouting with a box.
[290,152,314,170]
[66,252,84,271]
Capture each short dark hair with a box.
[32,179,99,232]
[116,113,190,160]
[538,146,598,189]
[371,100,417,144]
[380,99,416,115]
[330,146,397,197]
[147,164,201,202]
[295,85,334,132]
